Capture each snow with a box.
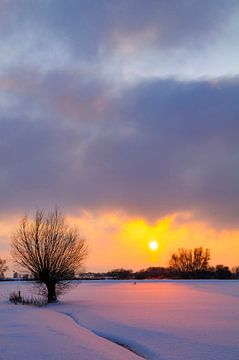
[1,280,239,360]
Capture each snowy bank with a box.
[1,280,239,360]
[0,299,141,360]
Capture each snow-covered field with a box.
[1,280,239,360]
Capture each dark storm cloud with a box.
[1,74,239,227]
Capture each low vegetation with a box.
[9,291,47,306]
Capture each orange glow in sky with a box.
[1,210,239,274]
[65,211,239,272]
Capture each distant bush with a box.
[134,267,173,279]
[215,265,232,279]
[9,291,47,306]
[106,268,133,279]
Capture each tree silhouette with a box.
[169,247,210,278]
[12,209,87,302]
[0,258,8,279]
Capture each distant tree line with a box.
[1,240,239,286]
[102,266,238,280]
[80,247,239,280]
[101,265,238,280]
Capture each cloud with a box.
[80,78,239,227]
[0,73,239,227]
[1,0,239,80]
[25,1,239,52]
[0,1,239,229]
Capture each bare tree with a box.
[169,247,210,279]
[0,258,8,279]
[11,209,87,302]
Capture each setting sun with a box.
[149,240,159,251]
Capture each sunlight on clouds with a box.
[66,211,239,272]
[0,211,239,273]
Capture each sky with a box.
[1,0,239,273]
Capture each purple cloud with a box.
[0,1,239,228]
[0,75,239,227]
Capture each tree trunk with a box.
[46,282,57,303]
